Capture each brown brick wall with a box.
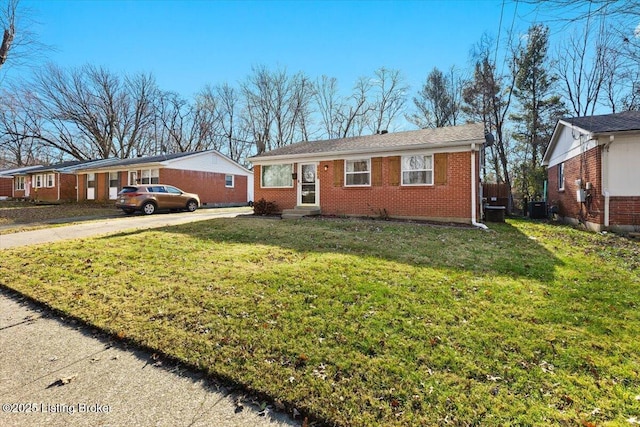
[29,173,77,202]
[0,178,12,197]
[60,174,77,201]
[547,146,640,229]
[547,146,603,224]
[160,168,248,205]
[610,197,640,227]
[253,152,477,222]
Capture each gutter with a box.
[470,144,488,230]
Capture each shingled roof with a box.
[562,110,640,134]
[250,122,485,161]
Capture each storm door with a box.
[298,163,318,205]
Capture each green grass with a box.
[1,217,639,426]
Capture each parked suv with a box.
[115,185,200,215]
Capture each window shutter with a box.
[434,153,448,185]
[333,160,344,187]
[372,157,383,186]
[388,156,400,186]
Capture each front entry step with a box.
[281,206,321,220]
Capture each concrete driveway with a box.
[0,207,254,249]
[0,208,301,427]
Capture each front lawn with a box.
[1,218,639,426]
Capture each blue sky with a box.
[19,0,543,98]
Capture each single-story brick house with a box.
[0,165,42,198]
[10,160,99,202]
[249,123,488,225]
[543,111,640,232]
[72,150,254,206]
[8,151,253,205]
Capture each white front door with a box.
[298,163,318,206]
[108,172,119,199]
[87,173,96,200]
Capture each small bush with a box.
[253,198,278,216]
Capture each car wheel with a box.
[142,201,156,215]
[186,199,198,212]
[122,209,135,215]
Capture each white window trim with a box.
[140,168,160,185]
[225,174,234,188]
[401,154,434,186]
[261,164,294,188]
[46,173,55,188]
[109,171,119,187]
[344,158,371,187]
[34,174,43,188]
[15,176,25,190]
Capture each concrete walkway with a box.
[0,209,300,427]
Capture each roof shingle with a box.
[563,110,640,133]
[250,123,485,160]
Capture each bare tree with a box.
[336,76,374,138]
[368,67,408,134]
[154,90,217,154]
[6,64,160,160]
[241,65,315,154]
[554,19,620,116]
[0,0,16,71]
[0,87,43,165]
[0,0,48,83]
[209,83,253,163]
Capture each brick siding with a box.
[254,152,477,223]
[0,178,12,197]
[548,145,640,229]
[160,168,248,205]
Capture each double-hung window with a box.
[402,155,433,185]
[46,173,55,187]
[345,159,370,186]
[261,164,293,188]
[141,169,160,184]
[225,174,234,188]
[15,176,25,190]
[34,174,43,188]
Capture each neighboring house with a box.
[0,165,42,198]
[72,150,254,206]
[11,160,93,202]
[543,110,640,233]
[249,123,488,225]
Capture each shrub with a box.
[253,198,278,216]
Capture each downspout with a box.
[471,143,489,230]
[603,135,614,228]
[57,173,60,201]
[76,174,79,202]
